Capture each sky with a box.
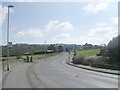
[1,0,118,45]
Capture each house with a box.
[83,43,93,49]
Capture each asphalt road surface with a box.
[3,52,118,88]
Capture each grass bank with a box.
[2,52,59,60]
[72,49,118,70]
[31,53,59,60]
[2,53,60,71]
[76,49,100,57]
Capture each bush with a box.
[91,64,119,70]
[73,55,119,70]
[85,57,95,66]
[107,35,119,65]
[72,50,119,70]
[83,56,108,66]
[72,56,89,65]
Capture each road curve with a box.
[33,52,118,88]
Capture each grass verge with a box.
[76,49,100,57]
[72,49,119,70]
[2,53,59,71]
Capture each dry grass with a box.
[72,56,109,66]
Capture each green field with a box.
[1,53,59,70]
[76,49,100,57]
[1,53,59,60]
[31,53,59,60]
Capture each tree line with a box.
[1,44,77,57]
[1,35,118,65]
[1,44,65,57]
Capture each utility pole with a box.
[7,5,14,71]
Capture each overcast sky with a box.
[1,0,118,45]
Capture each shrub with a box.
[107,35,119,65]
[72,54,119,70]
[91,64,110,69]
[84,57,95,66]
[94,56,108,64]
[72,56,89,65]
[91,64,119,70]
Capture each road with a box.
[3,52,118,88]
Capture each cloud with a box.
[79,26,117,45]
[3,0,35,2]
[97,23,106,26]
[111,17,118,24]
[15,20,74,40]
[54,33,71,40]
[45,20,74,31]
[52,26,117,45]
[16,28,44,38]
[84,2,109,13]
[0,5,14,28]
[0,6,7,27]
[3,0,118,2]
[52,33,74,44]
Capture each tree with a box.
[65,48,70,52]
[107,35,119,65]
[58,45,63,52]
[99,48,109,57]
[2,44,51,57]
[47,44,56,52]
